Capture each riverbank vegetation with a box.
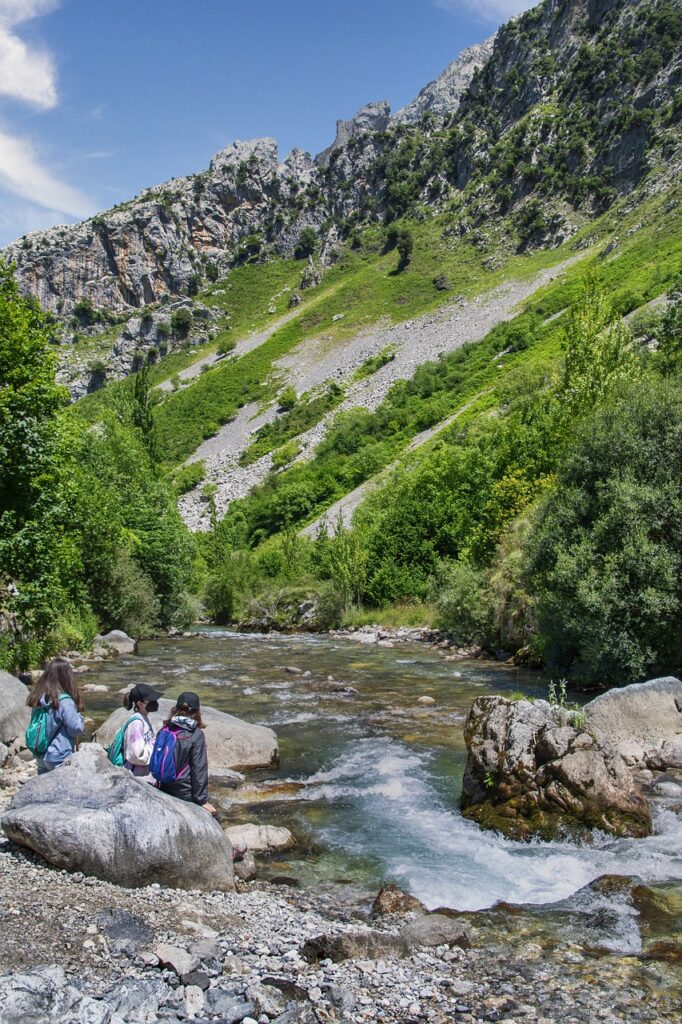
[0,264,196,670]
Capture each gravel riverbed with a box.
[1,756,680,1024]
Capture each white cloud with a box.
[0,0,59,108]
[434,0,538,23]
[0,2,96,233]
[0,129,92,217]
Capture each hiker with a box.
[151,691,217,815]
[25,658,85,773]
[107,683,161,776]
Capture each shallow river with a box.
[84,630,682,918]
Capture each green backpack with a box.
[106,715,140,767]
[25,693,70,757]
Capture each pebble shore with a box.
[1,797,680,1024]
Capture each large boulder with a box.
[94,629,136,655]
[585,676,682,769]
[1,744,235,891]
[94,697,278,770]
[461,696,651,840]
[0,671,29,747]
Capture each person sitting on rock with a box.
[121,683,162,777]
[26,658,85,773]
[152,691,217,815]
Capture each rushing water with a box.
[83,630,682,918]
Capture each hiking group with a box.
[25,657,216,815]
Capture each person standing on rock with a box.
[152,691,217,815]
[25,659,85,773]
[121,683,162,777]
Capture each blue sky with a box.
[0,0,536,246]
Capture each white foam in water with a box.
[304,737,682,913]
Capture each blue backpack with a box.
[150,725,190,784]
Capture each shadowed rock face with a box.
[94,697,278,770]
[461,695,652,841]
[0,672,29,748]
[1,744,235,891]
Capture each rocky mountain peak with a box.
[315,100,391,167]
[391,34,496,125]
[209,137,279,173]
[279,147,315,183]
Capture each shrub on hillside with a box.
[525,379,682,685]
[171,307,192,337]
[432,561,492,645]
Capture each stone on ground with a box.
[400,913,471,949]
[372,883,426,916]
[94,697,278,770]
[225,822,295,853]
[1,744,235,891]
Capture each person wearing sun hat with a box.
[154,691,217,815]
[121,682,162,777]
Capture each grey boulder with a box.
[94,629,136,655]
[461,695,651,840]
[94,698,278,770]
[586,676,682,768]
[0,966,81,1024]
[0,671,29,747]
[1,744,235,891]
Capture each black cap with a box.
[176,691,200,711]
[129,683,162,704]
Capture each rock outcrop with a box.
[1,744,235,891]
[94,697,278,770]
[461,695,652,840]
[0,672,29,748]
[315,100,391,168]
[391,36,496,125]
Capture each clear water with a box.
[83,630,682,915]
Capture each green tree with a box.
[396,228,414,271]
[656,274,682,375]
[131,365,159,463]
[525,379,682,685]
[171,307,192,338]
[559,278,638,417]
[295,227,318,260]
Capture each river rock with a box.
[94,629,136,655]
[1,744,235,891]
[94,697,278,770]
[400,913,471,949]
[154,942,200,976]
[225,823,295,853]
[234,851,257,881]
[585,676,682,768]
[301,930,407,963]
[461,695,651,840]
[0,965,81,1023]
[372,884,426,916]
[0,671,29,747]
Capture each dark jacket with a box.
[157,715,208,806]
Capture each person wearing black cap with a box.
[156,691,217,815]
[121,683,162,777]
